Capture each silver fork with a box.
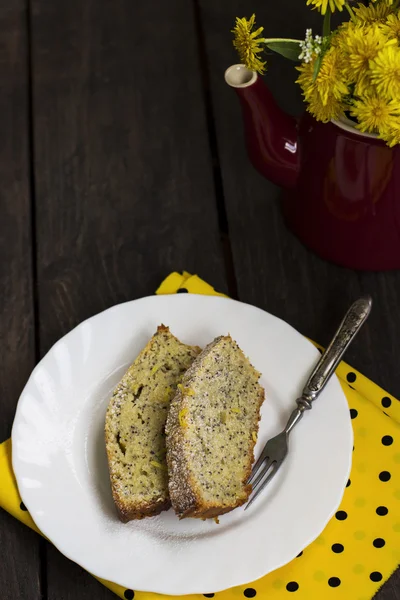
[245,296,372,510]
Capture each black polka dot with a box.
[346,479,351,487]
[124,591,134,600]
[379,470,391,482]
[376,506,388,516]
[335,510,347,520]
[328,577,341,587]
[350,408,358,419]
[373,538,385,548]
[296,551,303,558]
[381,396,392,408]
[243,588,256,598]
[331,543,344,553]
[382,435,393,446]
[177,288,189,293]
[203,594,215,598]
[286,582,299,592]
[370,572,383,582]
[20,502,27,511]
[347,372,356,383]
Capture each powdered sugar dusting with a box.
[165,335,265,519]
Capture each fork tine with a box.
[244,462,279,511]
[249,456,275,492]
[247,450,269,485]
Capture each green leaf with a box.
[265,39,302,62]
[312,54,322,82]
[312,6,331,82]
[322,7,331,39]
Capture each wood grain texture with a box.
[198,1,400,598]
[44,546,117,600]
[30,0,226,597]
[0,2,41,599]
[31,0,227,355]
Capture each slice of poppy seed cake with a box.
[105,325,201,522]
[165,335,265,519]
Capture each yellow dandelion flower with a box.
[315,48,349,104]
[307,0,345,14]
[297,48,348,122]
[381,11,400,39]
[351,95,400,133]
[341,24,396,95]
[370,45,400,100]
[353,2,393,24]
[307,94,344,122]
[297,49,347,103]
[331,19,354,49]
[232,14,267,74]
[380,118,400,146]
[296,58,316,102]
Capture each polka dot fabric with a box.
[0,272,398,600]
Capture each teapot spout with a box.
[225,65,299,189]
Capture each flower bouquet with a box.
[232,1,400,146]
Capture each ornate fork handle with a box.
[246,296,372,508]
[298,296,372,411]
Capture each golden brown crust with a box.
[105,325,201,522]
[166,335,265,520]
[175,385,264,519]
[105,428,173,521]
[156,324,170,334]
[105,330,167,522]
[165,387,197,516]
[116,498,171,523]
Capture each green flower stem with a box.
[344,2,356,21]
[262,37,302,45]
[322,7,331,39]
[313,7,331,82]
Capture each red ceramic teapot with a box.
[225,64,400,271]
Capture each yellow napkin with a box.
[1,272,399,600]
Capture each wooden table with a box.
[1,1,399,598]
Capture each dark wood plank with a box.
[198,1,400,598]
[0,2,41,599]
[30,0,227,597]
[31,0,228,354]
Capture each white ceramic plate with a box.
[12,295,352,595]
